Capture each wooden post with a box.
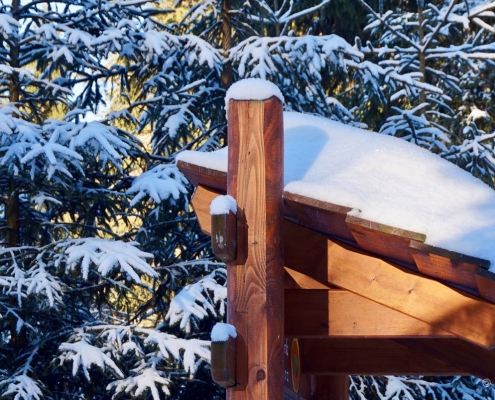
[226,90,284,399]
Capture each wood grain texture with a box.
[346,215,425,265]
[410,240,488,290]
[476,267,495,303]
[283,192,355,242]
[284,267,335,290]
[211,210,237,262]
[285,289,454,339]
[177,160,227,191]
[191,185,223,235]
[211,336,236,387]
[392,338,495,381]
[300,339,468,376]
[226,97,284,400]
[323,237,495,349]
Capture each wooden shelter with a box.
[176,83,495,400]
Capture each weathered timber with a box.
[211,209,237,262]
[191,185,223,235]
[410,240,489,290]
[285,289,454,339]
[177,160,227,191]
[283,220,495,349]
[475,267,495,303]
[226,96,284,400]
[299,339,468,376]
[283,192,355,242]
[346,215,425,266]
[211,336,236,387]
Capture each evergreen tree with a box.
[0,0,226,398]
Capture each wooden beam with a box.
[314,376,349,400]
[284,267,335,290]
[283,191,355,243]
[299,339,468,376]
[410,240,488,290]
[284,220,495,349]
[191,185,222,235]
[392,338,495,382]
[177,160,227,192]
[345,215,425,266]
[211,336,236,387]
[211,209,237,263]
[285,289,454,339]
[226,95,284,400]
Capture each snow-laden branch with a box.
[127,164,189,207]
[165,268,227,333]
[61,238,156,282]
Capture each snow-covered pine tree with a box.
[357,0,495,185]
[0,1,228,399]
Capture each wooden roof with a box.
[182,94,495,397]
[178,160,495,349]
[178,159,493,295]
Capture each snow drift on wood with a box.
[225,78,284,104]
[177,111,495,268]
[211,322,237,342]
[210,195,237,215]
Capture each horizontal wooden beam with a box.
[177,160,227,192]
[284,220,495,349]
[285,289,454,339]
[191,185,223,236]
[284,267,335,290]
[393,338,495,382]
[299,339,468,376]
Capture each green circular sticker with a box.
[291,338,300,393]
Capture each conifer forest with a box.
[0,0,495,398]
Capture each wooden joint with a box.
[211,336,236,388]
[211,210,237,263]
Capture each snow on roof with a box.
[177,112,495,268]
[225,78,284,105]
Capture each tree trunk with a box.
[221,0,233,90]
[418,1,426,113]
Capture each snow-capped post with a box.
[211,195,237,263]
[211,323,237,387]
[225,79,285,400]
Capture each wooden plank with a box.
[283,222,495,348]
[346,215,425,266]
[299,339,468,376]
[211,336,236,387]
[410,240,489,290]
[285,289,455,339]
[191,185,222,235]
[475,267,495,303]
[392,338,495,381]
[226,96,284,400]
[284,267,335,290]
[177,160,227,192]
[283,192,355,242]
[212,210,237,262]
